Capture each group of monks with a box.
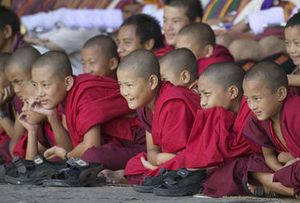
[1,0,300,199]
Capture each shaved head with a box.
[0,53,10,72]
[159,48,198,81]
[4,46,40,73]
[244,61,288,93]
[118,49,160,79]
[201,62,245,91]
[178,23,215,47]
[32,51,73,78]
[83,35,119,60]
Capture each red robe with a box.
[13,122,56,158]
[189,98,255,197]
[125,82,200,184]
[153,44,174,58]
[66,74,145,170]
[65,74,138,147]
[186,98,253,169]
[243,94,300,194]
[197,44,234,76]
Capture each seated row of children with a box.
[0,0,300,199]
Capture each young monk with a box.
[159,48,198,90]
[163,0,203,47]
[152,62,255,197]
[175,23,233,76]
[80,35,145,184]
[0,53,15,163]
[0,6,24,53]
[117,50,200,186]
[81,35,119,77]
[31,51,145,174]
[117,14,166,59]
[4,46,41,157]
[284,12,300,94]
[242,61,300,198]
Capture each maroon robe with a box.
[125,82,200,184]
[192,98,255,197]
[186,98,253,169]
[65,74,145,170]
[197,45,234,76]
[243,94,300,194]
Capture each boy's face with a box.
[176,34,206,59]
[4,66,31,99]
[22,97,45,125]
[160,61,182,86]
[31,66,69,109]
[285,26,300,68]
[163,6,190,46]
[243,79,282,121]
[198,76,232,109]
[117,25,145,58]
[81,45,111,76]
[117,69,154,110]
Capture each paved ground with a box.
[0,184,298,203]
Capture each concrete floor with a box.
[0,184,298,203]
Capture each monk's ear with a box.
[64,76,74,91]
[144,38,155,51]
[180,70,191,85]
[227,85,239,100]
[109,57,119,71]
[148,74,159,90]
[276,86,287,102]
[3,25,13,39]
[204,44,214,58]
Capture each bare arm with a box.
[9,117,25,157]
[25,130,39,160]
[44,125,101,160]
[146,132,176,166]
[262,147,283,171]
[288,74,300,87]
[47,113,72,152]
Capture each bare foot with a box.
[98,169,129,186]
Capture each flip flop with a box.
[42,157,104,187]
[241,180,278,198]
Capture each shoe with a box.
[4,156,65,185]
[42,157,104,187]
[153,168,206,196]
[132,169,177,193]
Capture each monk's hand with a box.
[28,98,56,117]
[278,152,294,164]
[156,153,176,165]
[141,156,158,170]
[18,112,39,132]
[44,146,66,160]
[283,157,300,168]
[0,86,13,107]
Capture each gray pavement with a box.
[0,184,298,203]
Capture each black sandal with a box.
[132,169,177,193]
[153,168,206,196]
[42,157,104,187]
[4,156,60,185]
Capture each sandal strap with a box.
[66,158,89,169]
[12,157,27,174]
